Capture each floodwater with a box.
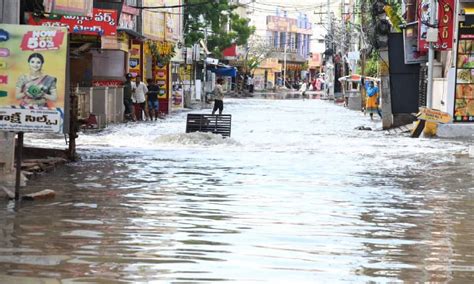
[1,98,474,283]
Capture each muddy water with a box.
[0,99,473,283]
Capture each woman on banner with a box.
[16,53,58,108]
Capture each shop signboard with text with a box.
[0,24,68,133]
[154,64,170,114]
[417,0,454,51]
[454,20,474,122]
[129,43,142,77]
[26,8,118,36]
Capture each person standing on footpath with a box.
[362,77,382,120]
[123,73,136,121]
[132,75,149,121]
[146,79,160,121]
[212,78,225,115]
[247,75,254,93]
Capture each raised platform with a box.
[437,123,474,138]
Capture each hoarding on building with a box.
[43,0,93,17]
[27,8,118,36]
[267,16,312,35]
[0,24,68,133]
[454,19,474,123]
[308,53,321,68]
[165,0,182,42]
[143,0,165,41]
[417,0,454,51]
[119,3,139,31]
[404,22,427,64]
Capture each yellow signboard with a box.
[417,107,452,123]
[0,24,68,133]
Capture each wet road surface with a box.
[1,98,473,283]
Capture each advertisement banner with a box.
[418,0,454,51]
[43,0,93,17]
[0,24,68,133]
[165,0,181,42]
[119,3,139,31]
[27,8,118,36]
[129,43,142,77]
[266,16,312,35]
[143,0,165,41]
[454,20,474,123]
[154,64,170,114]
[404,22,428,64]
[171,85,183,110]
[154,66,168,99]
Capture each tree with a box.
[231,35,273,92]
[242,36,273,75]
[183,0,255,57]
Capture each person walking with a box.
[123,73,135,121]
[132,75,149,121]
[146,79,160,121]
[212,78,225,115]
[363,78,382,120]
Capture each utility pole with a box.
[360,0,367,110]
[326,0,334,99]
[426,0,437,108]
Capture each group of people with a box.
[123,73,162,122]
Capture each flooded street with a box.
[1,98,474,283]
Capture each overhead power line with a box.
[132,1,213,9]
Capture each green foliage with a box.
[184,0,255,58]
[365,51,379,77]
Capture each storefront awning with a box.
[210,66,237,77]
[117,28,145,40]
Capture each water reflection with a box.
[0,99,473,282]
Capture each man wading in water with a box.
[212,78,224,115]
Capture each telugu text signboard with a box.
[418,0,454,51]
[26,8,117,36]
[0,24,68,133]
[417,107,451,123]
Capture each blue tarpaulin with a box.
[210,67,237,77]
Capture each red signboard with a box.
[26,8,117,36]
[92,80,124,87]
[20,30,65,51]
[222,43,237,57]
[418,0,454,51]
